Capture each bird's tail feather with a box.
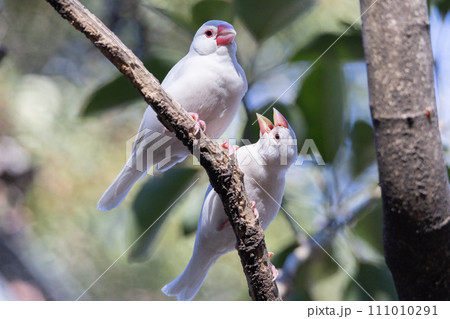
[162,249,220,301]
[97,160,146,211]
[97,132,182,211]
[155,154,187,172]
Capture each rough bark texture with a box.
[360,0,450,300]
[45,0,280,300]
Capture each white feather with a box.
[162,119,298,300]
[98,21,247,211]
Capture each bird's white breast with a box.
[162,51,247,138]
[236,145,286,229]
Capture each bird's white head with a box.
[191,20,237,55]
[256,109,298,168]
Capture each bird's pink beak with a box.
[216,23,236,46]
[273,108,289,128]
[257,113,274,135]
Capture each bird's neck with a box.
[238,144,287,185]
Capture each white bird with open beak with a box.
[162,109,298,301]
[98,20,247,211]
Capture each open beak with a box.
[257,113,274,135]
[273,108,289,128]
[216,23,236,46]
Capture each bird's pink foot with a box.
[268,251,278,281]
[189,112,206,134]
[221,141,239,155]
[270,263,279,281]
[250,201,259,219]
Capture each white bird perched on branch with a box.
[98,20,247,211]
[162,109,298,301]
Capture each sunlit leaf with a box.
[350,120,376,176]
[192,0,233,27]
[307,247,342,300]
[296,60,346,163]
[292,31,364,62]
[349,233,384,265]
[128,168,198,262]
[234,0,313,41]
[82,56,175,116]
[311,247,340,277]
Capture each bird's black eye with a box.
[205,30,213,37]
[275,133,281,141]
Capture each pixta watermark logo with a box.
[126,130,325,176]
[125,129,173,176]
[296,139,325,166]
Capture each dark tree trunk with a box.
[360,0,450,300]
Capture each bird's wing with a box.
[161,54,190,90]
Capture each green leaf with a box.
[181,209,200,236]
[180,187,204,236]
[242,103,304,146]
[308,247,341,297]
[192,0,233,28]
[344,263,398,301]
[270,240,298,268]
[234,0,313,41]
[292,31,364,62]
[352,200,383,253]
[82,56,175,116]
[241,111,261,145]
[128,168,198,262]
[429,0,450,17]
[296,60,346,163]
[288,256,315,301]
[350,120,376,176]
[145,5,196,35]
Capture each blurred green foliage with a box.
[234,0,313,41]
[296,60,346,163]
[350,121,376,177]
[129,167,198,262]
[83,56,175,116]
[1,0,448,301]
[291,30,364,61]
[429,0,450,16]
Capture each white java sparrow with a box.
[98,20,247,211]
[162,109,298,301]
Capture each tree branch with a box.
[45,0,280,300]
[360,0,450,300]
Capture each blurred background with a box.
[0,0,449,301]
